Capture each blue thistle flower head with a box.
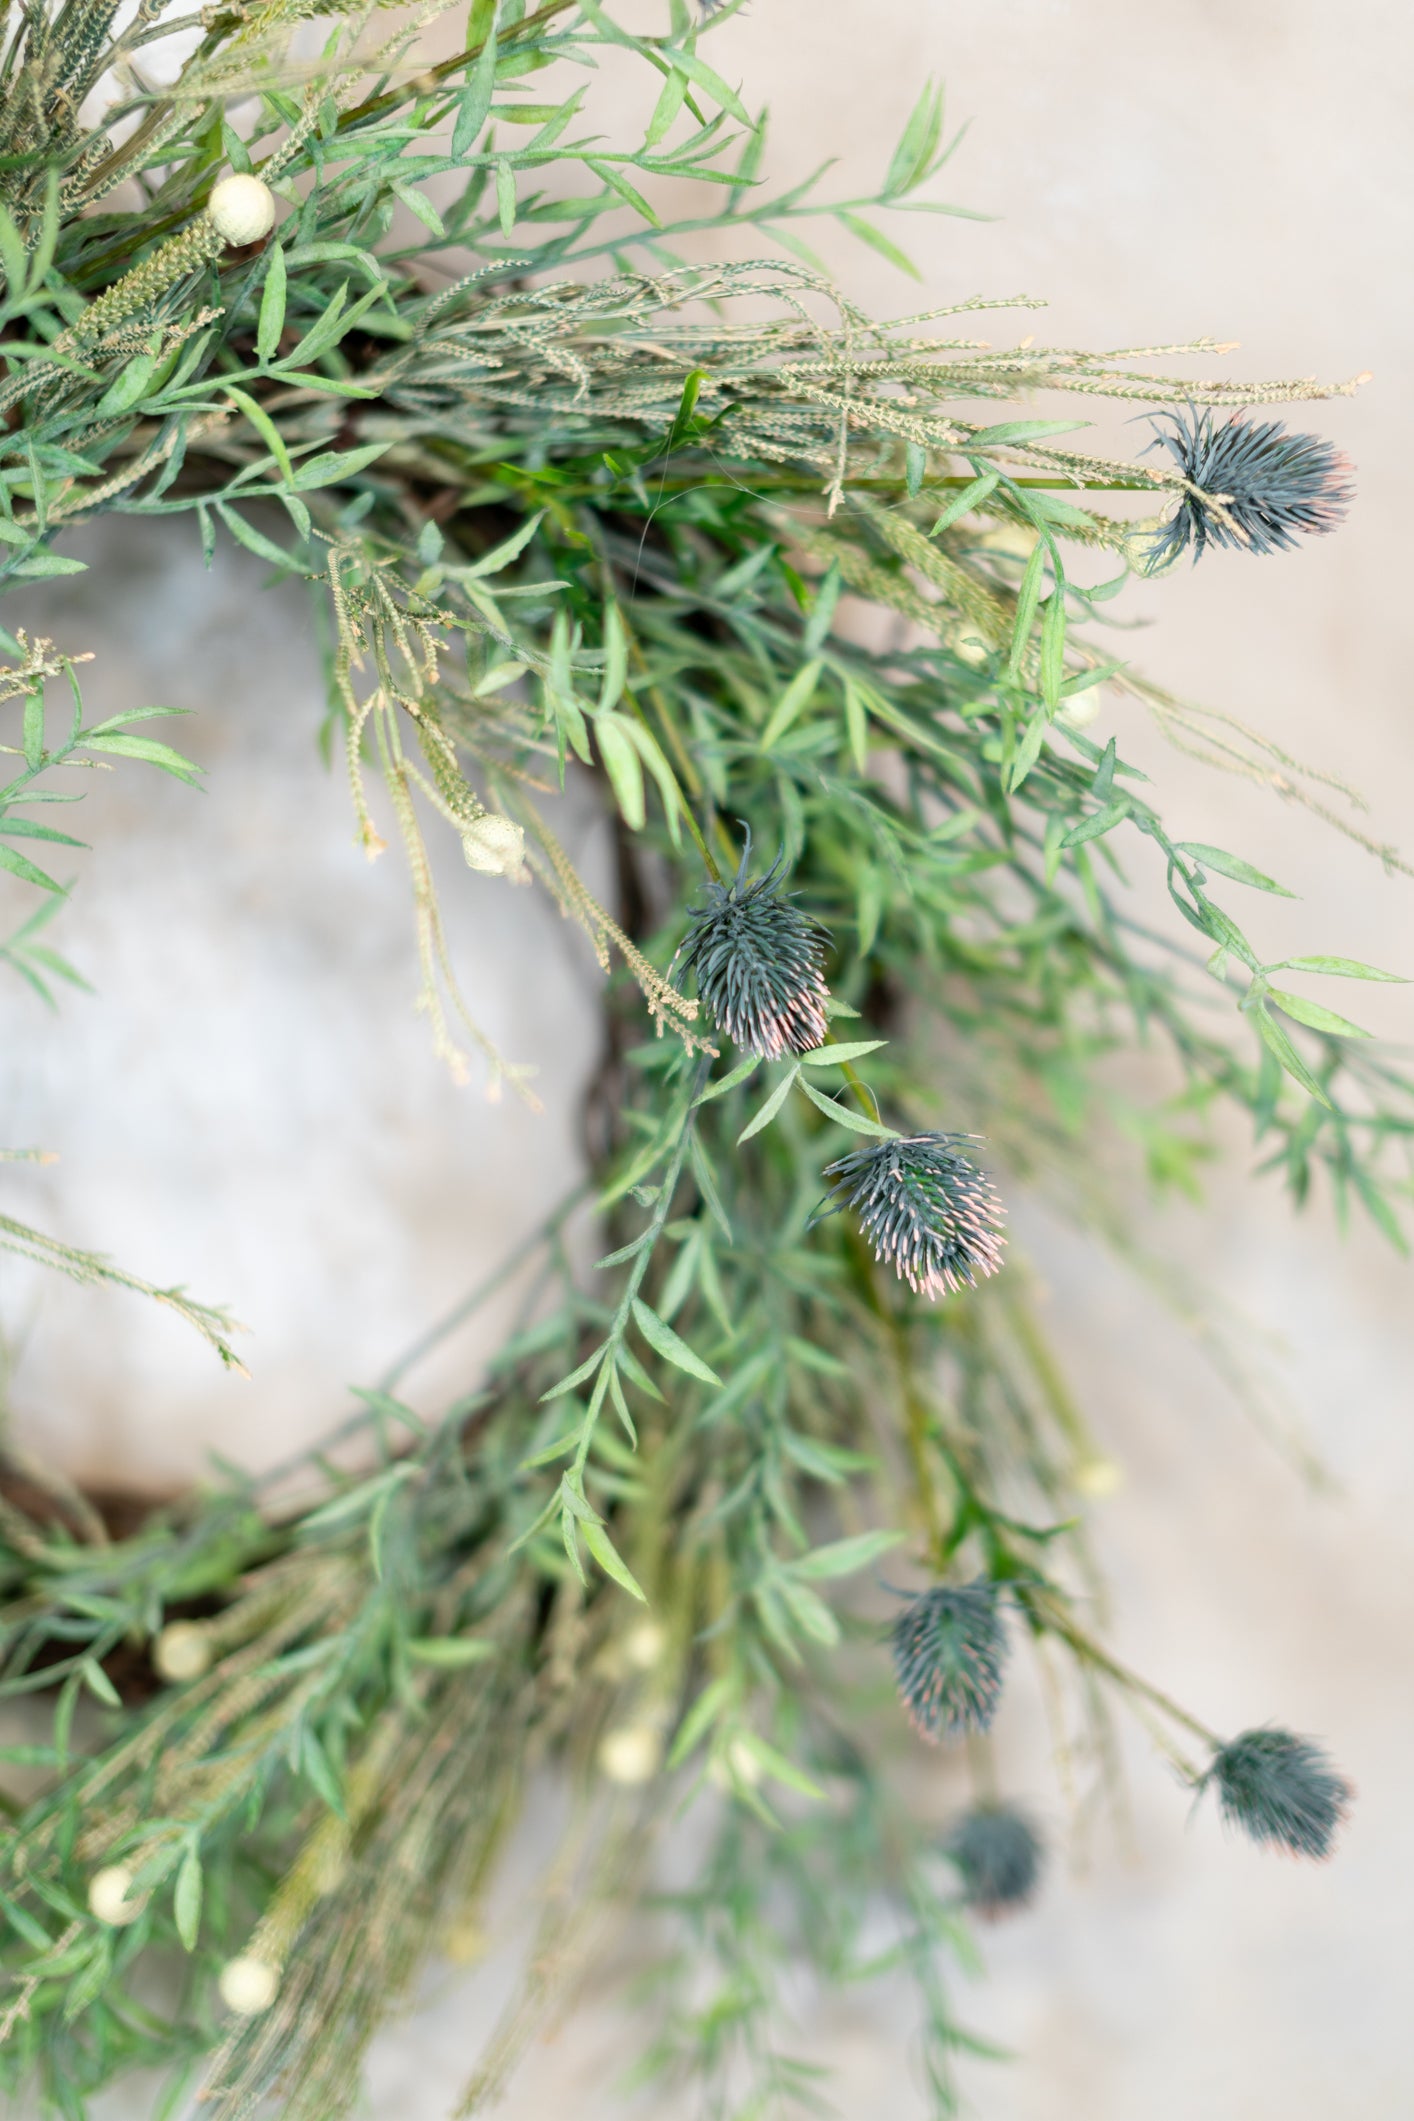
[1144,406,1352,566]
[820,1133,1005,1299]
[945,1802,1045,1916]
[1201,1726,1352,1859]
[674,839,830,1060]
[890,1580,1009,1743]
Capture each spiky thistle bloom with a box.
[890,1580,1009,1743]
[1200,1727,1352,1859]
[1144,406,1352,565]
[945,1803,1045,1916]
[674,847,830,1059]
[821,1133,1005,1298]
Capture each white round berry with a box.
[621,1618,667,1672]
[153,1620,213,1682]
[1074,1455,1123,1498]
[88,1865,146,1926]
[209,174,276,247]
[597,1722,662,1785]
[1056,690,1102,730]
[460,813,527,879]
[218,1954,280,2015]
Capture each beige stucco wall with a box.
[3,1,1411,2114]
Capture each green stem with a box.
[572,1055,711,1482]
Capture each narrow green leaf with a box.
[737,1066,799,1143]
[256,242,287,361]
[597,713,646,830]
[928,470,999,536]
[797,1040,887,1068]
[645,66,689,148]
[667,1675,729,1766]
[587,158,660,226]
[391,180,446,239]
[731,1732,825,1800]
[1267,988,1370,1039]
[22,687,43,770]
[1039,588,1066,709]
[495,159,516,237]
[539,1341,607,1402]
[838,211,920,281]
[631,1297,722,1386]
[1251,1004,1332,1106]
[62,1938,113,2023]
[790,1529,904,1581]
[598,601,628,713]
[453,23,499,156]
[173,1846,202,1952]
[300,1728,345,1816]
[1006,544,1046,679]
[290,441,391,491]
[0,843,61,892]
[301,1464,413,1529]
[797,1079,894,1138]
[760,657,822,748]
[9,553,87,579]
[970,419,1087,447]
[215,503,301,571]
[670,46,750,125]
[95,352,155,418]
[695,1054,760,1105]
[883,80,943,197]
[464,510,543,580]
[843,675,869,775]
[1176,843,1296,897]
[80,1659,120,1708]
[223,384,295,485]
[81,732,202,785]
[612,713,682,847]
[580,1517,648,1600]
[406,1636,497,1666]
[1270,955,1408,983]
[1061,801,1128,849]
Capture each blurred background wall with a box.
[3,1,1412,2115]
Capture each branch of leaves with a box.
[718,1041,891,1149]
[516,1070,721,1594]
[3,694,201,901]
[548,598,692,843]
[1032,742,1408,1104]
[1240,954,1407,1108]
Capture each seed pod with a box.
[1201,1726,1352,1859]
[820,1133,1005,1299]
[153,1620,213,1683]
[209,174,277,247]
[461,812,528,879]
[890,1580,1009,1743]
[675,846,830,1060]
[88,1864,146,1927]
[1144,406,1352,565]
[219,1954,281,2015]
[945,1802,1045,1915]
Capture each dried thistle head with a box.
[821,1133,1005,1298]
[1200,1727,1352,1859]
[1145,407,1352,564]
[944,1802,1044,1916]
[890,1580,1009,1743]
[674,841,830,1060]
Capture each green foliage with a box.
[0,0,1400,2113]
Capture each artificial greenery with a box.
[0,1,1405,2113]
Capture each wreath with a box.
[0,3,1397,2113]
